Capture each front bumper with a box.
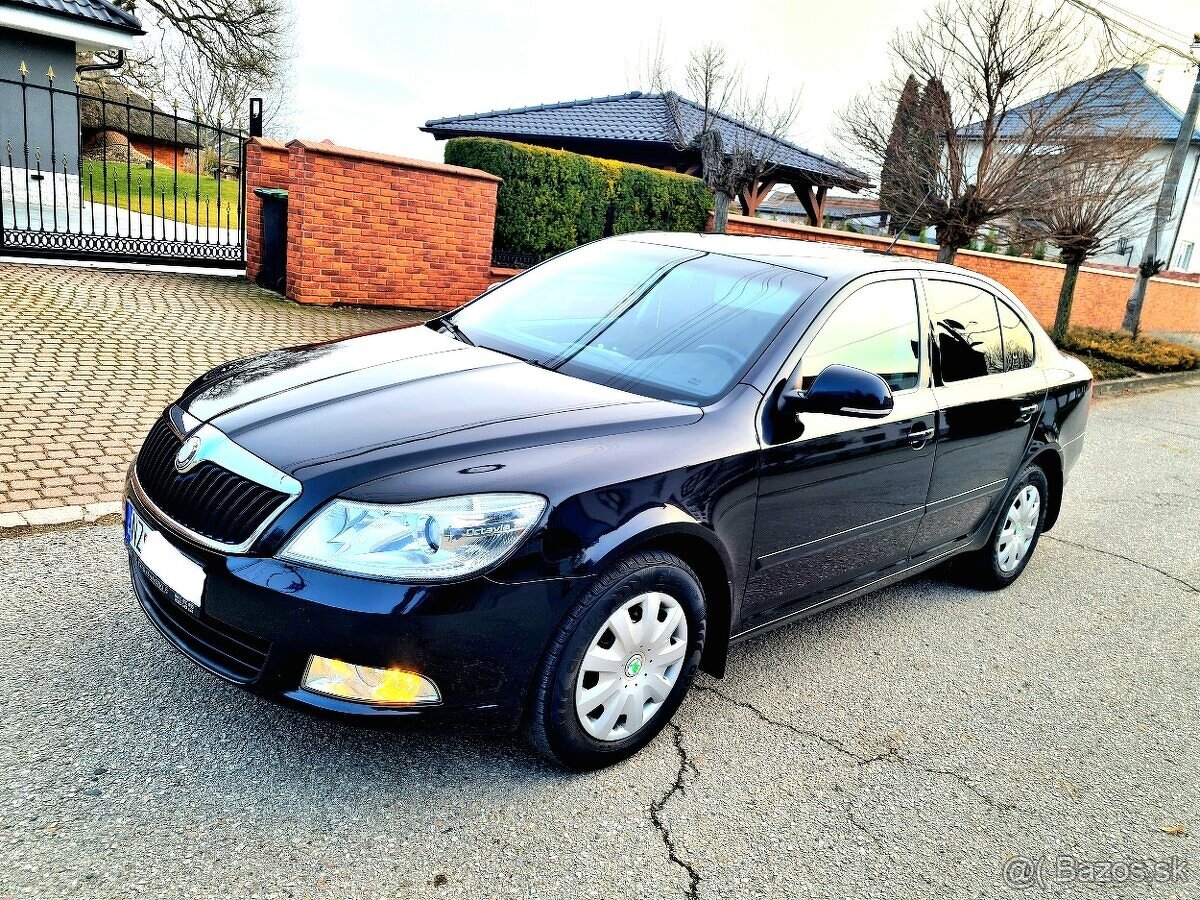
[126,493,581,731]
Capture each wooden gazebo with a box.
[422,91,869,225]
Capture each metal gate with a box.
[1,70,246,268]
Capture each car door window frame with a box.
[757,271,934,446]
[771,271,931,395]
[923,275,1040,386]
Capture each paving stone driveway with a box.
[0,263,427,521]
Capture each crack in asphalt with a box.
[696,685,1022,814]
[1043,535,1199,593]
[695,684,896,767]
[650,723,701,900]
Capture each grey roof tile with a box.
[423,91,868,189]
[2,0,143,33]
[961,68,1200,142]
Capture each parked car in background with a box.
[124,233,1091,769]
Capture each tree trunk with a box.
[712,192,731,234]
[1052,261,1081,344]
[936,243,957,264]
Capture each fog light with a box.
[302,655,441,706]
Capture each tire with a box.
[954,465,1049,590]
[525,550,706,770]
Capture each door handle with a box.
[1017,402,1039,424]
[908,425,934,448]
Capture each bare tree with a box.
[840,0,1135,263]
[650,43,800,233]
[1037,134,1161,341]
[99,0,294,132]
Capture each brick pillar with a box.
[242,137,290,284]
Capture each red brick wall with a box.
[722,215,1200,334]
[243,138,290,283]
[129,139,193,172]
[243,138,499,309]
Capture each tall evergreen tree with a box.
[912,77,954,238]
[879,75,920,231]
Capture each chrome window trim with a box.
[132,417,302,554]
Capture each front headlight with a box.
[277,493,547,580]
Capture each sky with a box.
[284,0,1200,168]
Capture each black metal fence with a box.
[491,248,547,270]
[0,70,247,267]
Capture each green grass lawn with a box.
[81,160,241,228]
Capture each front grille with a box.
[135,416,288,546]
[133,556,270,683]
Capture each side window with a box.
[926,280,1004,383]
[998,300,1035,371]
[800,279,920,392]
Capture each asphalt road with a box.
[1,386,1197,899]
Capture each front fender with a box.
[574,503,732,578]
[572,504,736,679]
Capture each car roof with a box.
[616,231,979,283]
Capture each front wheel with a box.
[954,465,1049,590]
[525,550,706,770]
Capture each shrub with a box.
[1057,327,1200,373]
[445,138,610,256]
[1062,353,1135,380]
[444,137,711,258]
[609,163,713,237]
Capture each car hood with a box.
[178,325,699,480]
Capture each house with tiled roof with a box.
[0,0,142,195]
[959,67,1200,272]
[423,91,868,225]
[759,188,890,233]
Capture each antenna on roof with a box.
[883,189,933,255]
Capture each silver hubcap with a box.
[575,592,688,742]
[996,484,1040,573]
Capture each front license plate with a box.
[126,501,205,609]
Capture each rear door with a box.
[743,275,937,619]
[911,277,1047,555]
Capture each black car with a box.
[125,233,1091,769]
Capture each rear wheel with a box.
[954,465,1048,590]
[525,550,705,770]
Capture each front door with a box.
[743,276,937,623]
[911,277,1048,554]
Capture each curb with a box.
[0,501,122,534]
[1093,369,1200,397]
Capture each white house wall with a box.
[956,139,1200,273]
[1169,150,1200,272]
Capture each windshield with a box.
[447,240,824,404]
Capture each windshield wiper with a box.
[435,318,475,347]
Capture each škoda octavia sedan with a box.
[126,233,1090,769]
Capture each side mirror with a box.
[779,364,894,419]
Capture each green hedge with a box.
[444,137,712,257]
